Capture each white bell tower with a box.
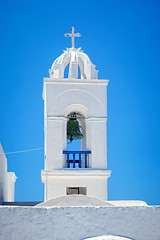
[41,27,111,201]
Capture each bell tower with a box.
[41,27,111,201]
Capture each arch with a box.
[61,54,71,78]
[65,105,88,153]
[62,54,88,79]
[83,235,133,240]
[64,62,70,78]
[49,48,98,79]
[64,104,89,118]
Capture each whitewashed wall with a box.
[0,143,8,202]
[0,206,160,240]
[0,143,17,202]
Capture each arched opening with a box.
[63,105,91,169]
[63,111,91,168]
[66,112,86,149]
[78,65,81,79]
[63,61,83,79]
[64,62,70,78]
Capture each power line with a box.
[5,147,44,155]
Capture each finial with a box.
[64,27,81,48]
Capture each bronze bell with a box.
[67,117,84,142]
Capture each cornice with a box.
[43,78,109,86]
[41,169,111,178]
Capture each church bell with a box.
[67,116,84,142]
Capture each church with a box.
[0,27,159,240]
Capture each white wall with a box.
[7,172,17,202]
[0,205,160,240]
[0,143,8,202]
[41,171,110,201]
[42,78,111,201]
[43,78,108,171]
[0,143,17,202]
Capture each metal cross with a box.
[64,27,81,48]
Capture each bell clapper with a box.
[70,135,73,143]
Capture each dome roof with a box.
[49,47,98,79]
[35,195,113,207]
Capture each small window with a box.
[66,187,87,195]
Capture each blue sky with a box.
[0,0,160,205]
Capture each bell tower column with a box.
[86,118,107,169]
[41,28,111,201]
[45,117,67,170]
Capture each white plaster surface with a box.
[84,236,133,240]
[7,172,17,202]
[42,77,110,201]
[108,200,148,207]
[36,195,113,207]
[0,205,160,240]
[0,143,8,202]
[0,143,17,202]
[41,170,111,201]
[43,58,111,201]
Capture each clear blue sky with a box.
[0,0,160,205]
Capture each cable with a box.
[5,147,44,155]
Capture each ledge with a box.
[43,78,109,86]
[41,169,111,177]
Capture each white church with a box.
[0,27,159,240]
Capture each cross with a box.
[64,27,81,48]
